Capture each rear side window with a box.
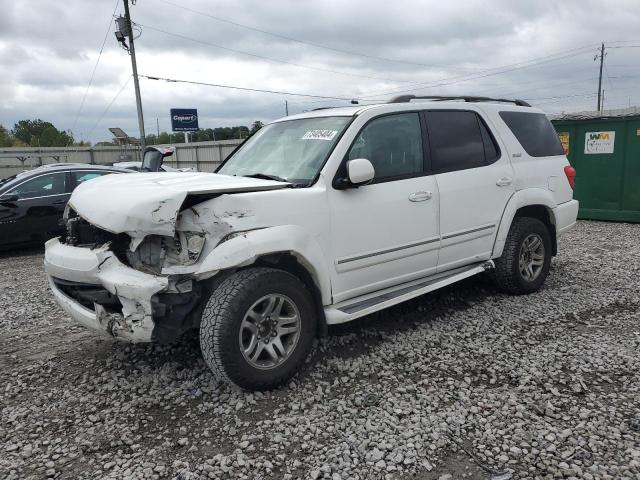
[72,171,112,186]
[425,110,499,173]
[499,111,564,157]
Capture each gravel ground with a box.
[1,220,640,480]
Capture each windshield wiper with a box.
[242,173,290,183]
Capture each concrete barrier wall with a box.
[0,139,243,178]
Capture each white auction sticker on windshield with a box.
[301,129,338,141]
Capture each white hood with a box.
[68,172,288,237]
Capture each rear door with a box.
[425,109,515,272]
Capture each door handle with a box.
[408,191,432,202]
[496,177,512,187]
[52,200,67,205]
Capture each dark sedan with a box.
[0,164,130,249]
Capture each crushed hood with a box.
[68,172,288,237]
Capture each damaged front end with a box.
[45,209,212,343]
[44,170,288,343]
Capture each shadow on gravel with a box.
[70,264,556,396]
[90,271,516,400]
[95,273,504,382]
[413,451,488,480]
[109,329,205,373]
[330,272,500,335]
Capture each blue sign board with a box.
[170,108,199,132]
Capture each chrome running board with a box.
[324,261,493,325]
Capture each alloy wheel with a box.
[239,294,301,370]
[519,233,545,282]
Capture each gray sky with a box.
[1,0,639,144]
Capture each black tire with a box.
[199,268,316,390]
[494,217,552,295]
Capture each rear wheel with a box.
[199,268,316,390]
[494,217,552,294]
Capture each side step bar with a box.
[324,261,493,325]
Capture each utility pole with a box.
[596,42,606,112]
[122,0,146,150]
[285,100,289,116]
[156,118,160,137]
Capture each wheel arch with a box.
[492,189,558,258]
[194,225,331,336]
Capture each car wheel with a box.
[494,217,552,295]
[199,267,316,390]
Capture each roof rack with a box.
[388,95,531,107]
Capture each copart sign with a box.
[584,131,615,154]
[171,109,199,132]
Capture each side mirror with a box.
[347,158,375,186]
[0,193,19,204]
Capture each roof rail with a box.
[388,95,531,107]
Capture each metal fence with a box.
[0,139,243,178]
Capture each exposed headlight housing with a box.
[127,232,206,274]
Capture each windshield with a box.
[218,116,351,185]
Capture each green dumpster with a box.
[552,109,640,222]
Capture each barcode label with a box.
[301,130,338,141]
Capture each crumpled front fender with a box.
[194,225,332,305]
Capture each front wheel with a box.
[199,268,316,390]
[494,217,552,294]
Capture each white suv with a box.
[44,96,578,390]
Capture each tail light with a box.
[564,165,576,189]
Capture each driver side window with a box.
[8,172,67,199]
[347,113,424,182]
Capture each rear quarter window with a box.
[499,111,564,157]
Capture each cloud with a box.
[0,0,638,143]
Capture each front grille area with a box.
[53,277,122,312]
[63,211,131,265]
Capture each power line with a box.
[526,91,600,102]
[85,75,132,140]
[604,62,615,90]
[357,45,598,98]
[71,0,120,136]
[139,74,356,101]
[154,0,473,71]
[296,69,600,107]
[138,23,417,84]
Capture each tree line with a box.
[0,119,265,148]
[145,121,264,145]
[0,120,80,148]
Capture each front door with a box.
[3,171,70,244]
[328,112,440,303]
